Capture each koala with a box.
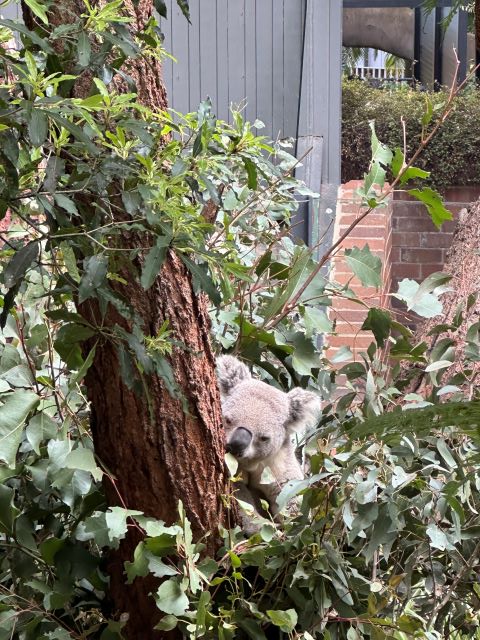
[217,355,320,533]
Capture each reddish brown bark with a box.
[21,0,229,636]
[81,251,227,637]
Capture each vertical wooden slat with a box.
[327,0,342,185]
[272,0,284,138]
[170,2,190,114]
[227,0,246,114]
[160,0,174,103]
[244,0,257,124]
[283,0,304,138]
[255,0,274,138]
[216,0,229,122]
[199,0,218,112]
[188,0,201,109]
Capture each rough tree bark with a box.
[21,0,229,637]
[407,199,480,395]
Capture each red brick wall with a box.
[391,187,480,313]
[326,180,393,359]
[327,184,480,359]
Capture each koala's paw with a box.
[217,355,251,396]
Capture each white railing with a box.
[353,66,402,80]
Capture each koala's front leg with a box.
[231,479,271,536]
[250,452,304,520]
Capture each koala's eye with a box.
[224,416,232,426]
[259,435,270,442]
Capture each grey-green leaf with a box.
[0,390,40,468]
[344,245,382,289]
[155,579,189,616]
[4,241,40,288]
[28,109,48,147]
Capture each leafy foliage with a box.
[342,79,480,190]
[0,0,479,638]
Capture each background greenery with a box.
[342,80,480,189]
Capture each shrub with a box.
[342,80,480,190]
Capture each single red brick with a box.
[401,248,443,264]
[390,247,402,262]
[420,263,446,278]
[391,263,421,279]
[392,231,422,247]
[420,232,454,248]
[393,216,438,232]
[347,226,386,239]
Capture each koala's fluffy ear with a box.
[216,355,251,397]
[286,388,320,433]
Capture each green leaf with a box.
[78,31,91,67]
[422,93,433,127]
[153,0,167,18]
[408,187,453,229]
[0,390,40,468]
[68,343,96,390]
[104,506,142,542]
[155,579,189,616]
[344,245,382,288]
[243,157,258,190]
[26,412,57,454]
[54,193,79,216]
[266,609,298,633]
[48,112,99,154]
[28,109,48,147]
[391,147,404,178]
[54,323,95,369]
[361,308,391,348]
[369,121,393,168]
[180,255,221,305]
[0,484,20,534]
[125,542,149,583]
[290,332,320,376]
[154,615,178,632]
[23,0,49,24]
[64,446,103,481]
[175,0,190,22]
[426,523,453,551]
[141,241,168,290]
[393,279,442,318]
[399,166,430,185]
[60,241,81,282]
[4,241,40,288]
[78,255,108,303]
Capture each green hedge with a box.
[342,80,480,190]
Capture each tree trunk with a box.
[407,199,480,395]
[21,0,229,637]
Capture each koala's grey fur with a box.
[217,355,320,534]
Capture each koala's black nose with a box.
[226,427,252,457]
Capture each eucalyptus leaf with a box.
[0,390,39,468]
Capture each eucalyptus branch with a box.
[265,60,480,330]
[427,540,480,629]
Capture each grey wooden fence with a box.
[162,0,342,249]
[1,0,342,249]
